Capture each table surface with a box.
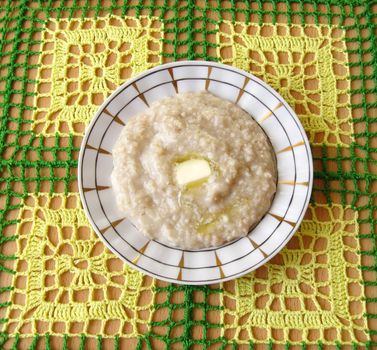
[0,1,376,349]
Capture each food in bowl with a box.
[111,91,276,249]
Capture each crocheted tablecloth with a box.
[0,1,376,349]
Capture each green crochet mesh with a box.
[0,0,376,349]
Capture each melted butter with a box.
[174,153,219,189]
[197,199,249,235]
[173,153,248,236]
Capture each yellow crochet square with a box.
[222,204,368,344]
[5,193,154,338]
[33,15,162,136]
[218,22,353,146]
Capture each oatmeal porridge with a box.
[111,92,276,249]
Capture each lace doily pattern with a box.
[0,1,375,348]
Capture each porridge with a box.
[111,92,276,249]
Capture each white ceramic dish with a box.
[78,61,313,285]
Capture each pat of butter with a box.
[175,159,211,186]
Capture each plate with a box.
[78,61,313,285]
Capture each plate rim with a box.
[78,60,314,285]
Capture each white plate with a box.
[78,61,313,285]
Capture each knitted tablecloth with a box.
[0,1,376,349]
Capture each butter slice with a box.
[175,159,211,186]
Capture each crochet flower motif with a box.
[32,16,162,136]
[5,194,153,337]
[223,204,368,344]
[80,52,120,93]
[218,22,353,146]
[268,251,314,297]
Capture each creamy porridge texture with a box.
[111,92,276,249]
